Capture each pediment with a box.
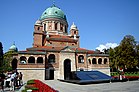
[61,46,74,52]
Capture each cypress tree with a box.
[0,42,3,67]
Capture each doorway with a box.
[64,59,71,80]
[11,58,17,70]
[49,69,54,80]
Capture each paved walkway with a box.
[4,80,139,92]
[3,87,22,92]
[43,80,139,92]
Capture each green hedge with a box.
[22,87,39,92]
[27,79,35,85]
[111,72,139,76]
[22,79,39,92]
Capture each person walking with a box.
[10,71,16,91]
[0,72,5,92]
[19,72,23,86]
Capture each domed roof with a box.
[9,43,18,52]
[40,5,67,20]
[70,22,78,30]
[35,20,42,25]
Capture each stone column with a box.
[57,22,60,30]
[52,21,55,30]
[63,25,65,33]
[35,57,37,64]
[107,58,109,64]
[46,22,48,31]
[26,57,29,64]
[96,58,98,64]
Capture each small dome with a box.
[35,20,42,25]
[40,5,67,21]
[70,22,78,30]
[9,43,18,52]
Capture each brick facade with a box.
[11,5,110,81]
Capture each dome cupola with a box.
[35,20,42,26]
[70,22,79,36]
[70,22,78,30]
[9,43,18,52]
[40,5,67,21]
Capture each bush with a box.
[27,79,35,85]
[23,79,57,92]
[22,90,27,92]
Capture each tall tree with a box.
[136,42,139,68]
[2,51,18,72]
[119,35,137,69]
[109,48,116,71]
[0,42,3,67]
[109,35,139,72]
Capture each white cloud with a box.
[96,43,119,52]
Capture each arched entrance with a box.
[11,58,18,70]
[64,59,71,80]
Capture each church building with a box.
[11,4,110,81]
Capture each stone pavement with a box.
[43,80,139,92]
[3,87,21,92]
[3,80,139,92]
[2,85,25,92]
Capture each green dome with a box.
[40,5,67,20]
[9,44,18,52]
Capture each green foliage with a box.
[136,44,139,67]
[22,79,38,92]
[111,72,139,76]
[22,87,39,92]
[109,35,139,71]
[0,51,17,72]
[0,42,3,67]
[27,79,35,85]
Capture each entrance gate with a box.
[64,59,71,80]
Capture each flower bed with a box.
[112,76,139,81]
[33,80,57,92]
[125,76,139,80]
[22,79,57,92]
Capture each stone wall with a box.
[17,68,45,82]
[59,52,76,80]
[90,68,111,76]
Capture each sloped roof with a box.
[44,35,77,43]
[26,46,95,54]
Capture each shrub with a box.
[27,79,35,85]
[23,79,57,92]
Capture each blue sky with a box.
[0,0,139,52]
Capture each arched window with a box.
[44,24,46,31]
[98,58,102,64]
[28,56,35,63]
[92,58,97,64]
[38,27,40,30]
[65,25,67,33]
[37,57,43,63]
[12,58,18,70]
[88,59,91,64]
[60,23,63,31]
[48,54,55,63]
[104,58,107,64]
[74,31,76,34]
[78,55,84,63]
[20,56,27,64]
[55,23,57,30]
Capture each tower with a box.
[33,4,80,48]
[70,22,79,39]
